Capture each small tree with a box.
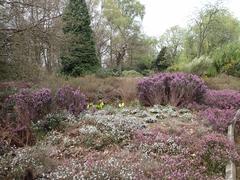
[154,47,171,71]
[61,0,100,76]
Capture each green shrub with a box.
[122,70,142,77]
[141,69,154,76]
[33,112,66,134]
[168,56,217,77]
[95,68,113,78]
[212,43,240,77]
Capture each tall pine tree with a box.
[61,0,100,76]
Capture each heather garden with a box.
[1,0,240,179]
[1,73,240,179]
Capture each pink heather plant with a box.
[198,133,240,175]
[56,86,87,116]
[203,89,240,110]
[201,108,236,132]
[2,88,52,146]
[4,88,52,123]
[137,73,207,107]
[132,127,239,177]
[56,86,74,109]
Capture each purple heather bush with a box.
[138,73,240,132]
[198,133,240,175]
[56,86,74,109]
[203,89,240,110]
[201,108,236,132]
[32,88,52,120]
[1,88,52,146]
[4,88,52,122]
[56,86,87,116]
[137,72,207,107]
[132,127,239,177]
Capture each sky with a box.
[140,0,240,37]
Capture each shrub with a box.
[199,133,239,175]
[33,113,66,133]
[168,56,217,77]
[212,42,240,77]
[201,108,236,132]
[137,73,207,106]
[56,86,75,109]
[56,86,87,116]
[1,88,51,146]
[132,127,239,177]
[122,70,142,77]
[4,88,52,122]
[95,68,113,78]
[203,89,240,110]
[32,88,52,121]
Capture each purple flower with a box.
[137,73,207,106]
[56,86,87,116]
[201,108,236,132]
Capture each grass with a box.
[205,74,240,91]
[37,74,139,104]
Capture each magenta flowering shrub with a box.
[56,86,87,116]
[201,108,236,132]
[4,88,52,122]
[131,127,239,177]
[203,89,240,110]
[200,89,240,132]
[1,88,52,146]
[198,133,240,175]
[32,88,52,120]
[56,86,74,109]
[138,73,240,132]
[137,73,207,106]
[69,90,87,115]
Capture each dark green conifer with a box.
[61,0,100,76]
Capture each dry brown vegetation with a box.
[38,75,139,104]
[32,74,240,105]
[205,74,240,91]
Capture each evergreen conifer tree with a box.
[61,0,100,76]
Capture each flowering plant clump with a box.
[137,73,207,107]
[198,133,240,175]
[32,88,52,121]
[55,86,74,109]
[203,89,240,110]
[3,88,52,122]
[131,127,239,177]
[201,108,236,132]
[1,88,52,146]
[56,86,87,116]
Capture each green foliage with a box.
[212,42,240,77]
[61,0,100,77]
[155,47,171,71]
[122,70,142,77]
[169,56,217,77]
[33,113,66,134]
[95,68,114,78]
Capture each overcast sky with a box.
[140,0,240,37]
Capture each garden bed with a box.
[0,105,238,179]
